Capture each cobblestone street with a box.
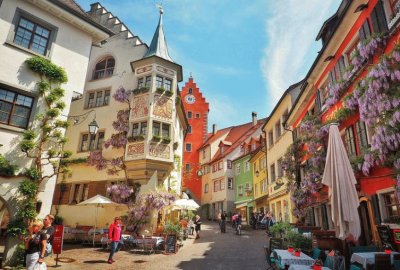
[49,222,268,270]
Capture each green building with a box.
[232,153,254,223]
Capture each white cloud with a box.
[207,94,238,129]
[261,0,339,109]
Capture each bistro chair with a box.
[312,247,322,260]
[374,253,390,270]
[349,263,363,270]
[393,253,400,270]
[263,245,275,270]
[269,238,283,251]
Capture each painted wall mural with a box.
[126,142,145,158]
[149,143,170,159]
[156,65,174,76]
[136,65,152,74]
[131,94,149,119]
[153,95,172,120]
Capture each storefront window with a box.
[383,192,400,218]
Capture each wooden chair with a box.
[374,253,390,270]
[312,247,322,260]
[263,245,275,270]
[269,238,283,251]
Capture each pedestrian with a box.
[24,220,47,270]
[217,211,221,231]
[107,216,122,264]
[250,212,257,230]
[220,211,227,233]
[231,213,237,228]
[188,217,195,236]
[194,215,201,239]
[41,214,55,266]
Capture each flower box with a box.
[132,88,141,95]
[152,135,161,142]
[173,142,178,150]
[165,91,173,97]
[156,87,165,94]
[140,87,150,93]
[162,138,171,144]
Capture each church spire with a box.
[143,5,173,62]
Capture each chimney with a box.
[252,112,257,126]
[212,124,217,135]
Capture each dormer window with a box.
[93,57,115,80]
[220,147,224,154]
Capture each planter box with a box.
[140,87,150,93]
[162,138,171,144]
[165,91,173,97]
[156,88,165,94]
[152,136,161,142]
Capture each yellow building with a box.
[263,81,302,223]
[249,147,268,213]
[52,5,187,231]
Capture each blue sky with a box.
[76,0,340,130]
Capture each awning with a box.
[234,199,252,209]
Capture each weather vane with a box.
[156,3,164,15]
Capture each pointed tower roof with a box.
[143,6,173,62]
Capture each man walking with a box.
[220,211,227,233]
[42,214,55,266]
[108,216,122,264]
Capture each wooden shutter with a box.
[315,89,322,112]
[359,20,371,40]
[76,184,84,203]
[68,184,76,204]
[321,204,329,230]
[371,1,388,33]
[83,184,89,201]
[371,195,382,224]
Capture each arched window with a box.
[93,57,115,79]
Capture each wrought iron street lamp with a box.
[65,109,99,135]
[88,120,99,135]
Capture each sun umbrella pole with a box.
[93,204,98,246]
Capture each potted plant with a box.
[313,259,323,270]
[384,244,393,254]
[175,96,181,105]
[162,137,171,144]
[152,135,161,142]
[165,90,173,97]
[294,248,301,257]
[156,87,165,94]
[133,88,141,95]
[140,86,150,93]
[287,245,294,253]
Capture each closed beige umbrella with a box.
[322,124,361,240]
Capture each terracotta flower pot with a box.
[385,249,392,254]
[313,266,322,270]
[287,247,294,253]
[294,251,301,257]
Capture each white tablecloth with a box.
[350,252,399,269]
[274,249,315,267]
[288,265,330,270]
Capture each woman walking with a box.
[24,220,47,270]
[194,215,201,239]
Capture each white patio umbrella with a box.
[322,124,361,240]
[172,199,200,211]
[77,194,122,246]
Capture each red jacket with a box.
[108,222,122,242]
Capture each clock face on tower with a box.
[185,94,196,104]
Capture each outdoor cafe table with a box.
[274,249,315,267]
[288,265,330,270]
[350,252,399,269]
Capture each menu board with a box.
[52,225,64,254]
[164,234,177,254]
[393,229,400,244]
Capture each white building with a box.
[0,0,111,264]
[52,3,187,231]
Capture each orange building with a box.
[180,76,209,202]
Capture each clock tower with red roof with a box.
[180,76,209,202]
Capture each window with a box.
[214,180,220,192]
[68,183,89,204]
[218,161,223,170]
[228,178,233,189]
[165,78,172,91]
[245,161,250,172]
[188,88,193,94]
[238,185,243,196]
[93,57,115,79]
[275,121,282,140]
[255,183,258,196]
[270,164,276,183]
[0,88,33,128]
[156,76,163,88]
[132,121,148,136]
[162,123,170,138]
[383,191,400,218]
[262,180,266,193]
[202,149,206,159]
[370,1,388,33]
[252,143,256,151]
[187,125,192,134]
[204,183,209,193]
[137,78,144,88]
[220,147,224,154]
[235,164,241,175]
[185,143,192,152]
[356,120,369,149]
[153,121,160,136]
[220,179,225,190]
[268,131,274,147]
[227,160,232,169]
[245,182,251,191]
[187,111,192,119]
[195,113,200,118]
[185,163,191,172]
[344,126,357,156]
[212,163,217,172]
[14,17,51,55]
[145,76,152,88]
[87,89,110,108]
[277,158,283,178]
[80,131,105,152]
[359,19,372,41]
